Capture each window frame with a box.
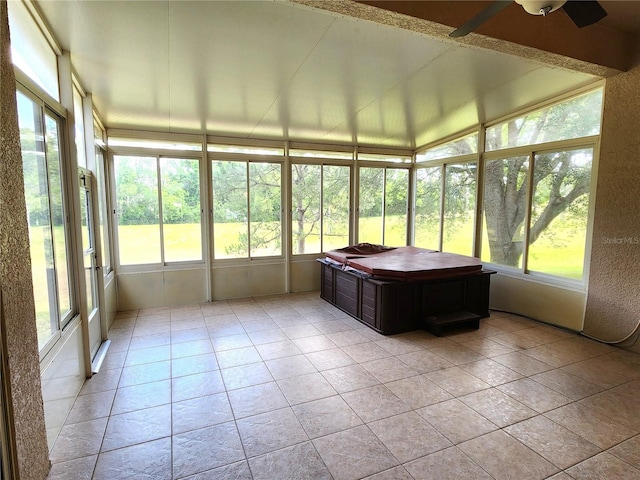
[110,149,206,271]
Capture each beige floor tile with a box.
[171,370,225,402]
[227,381,288,419]
[313,425,398,480]
[505,415,601,469]
[497,377,573,413]
[360,356,420,383]
[374,337,423,356]
[172,392,234,433]
[459,430,559,480]
[211,333,253,352]
[369,411,451,463]
[342,385,410,423]
[119,360,171,387]
[342,342,392,363]
[321,364,380,393]
[248,441,332,480]
[396,349,454,373]
[430,344,486,365]
[460,358,523,386]
[65,389,116,425]
[545,402,637,449]
[523,343,594,368]
[385,374,452,409]
[111,379,171,415]
[417,398,498,444]
[220,363,274,390]
[530,369,604,400]
[566,452,640,480]
[579,382,640,431]
[254,339,302,361]
[305,347,357,370]
[460,387,537,427]
[326,329,371,347]
[276,371,337,405]
[215,346,262,369]
[265,354,317,380]
[426,366,491,396]
[363,465,414,480]
[171,352,219,378]
[101,404,171,452]
[236,407,309,458]
[46,455,97,480]
[94,438,171,480]
[172,422,245,478]
[292,395,362,438]
[562,356,639,388]
[492,351,555,376]
[292,334,337,353]
[50,417,108,463]
[608,435,640,469]
[404,446,493,480]
[460,337,517,357]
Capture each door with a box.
[79,169,101,360]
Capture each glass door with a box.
[79,169,101,359]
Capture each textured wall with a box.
[0,1,51,478]
[584,52,640,347]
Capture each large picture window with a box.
[480,88,601,281]
[17,90,74,350]
[212,160,282,259]
[291,164,350,255]
[114,155,202,265]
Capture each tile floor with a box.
[47,292,640,480]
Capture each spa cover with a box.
[325,245,482,281]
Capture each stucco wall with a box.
[583,50,640,347]
[0,1,51,478]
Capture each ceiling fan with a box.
[449,0,607,37]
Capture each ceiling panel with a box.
[35,0,600,148]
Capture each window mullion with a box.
[157,156,165,265]
[522,152,535,274]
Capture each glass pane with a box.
[289,149,352,160]
[322,165,350,251]
[442,163,476,256]
[358,167,384,245]
[485,89,603,151]
[73,87,87,168]
[208,144,284,156]
[18,92,57,349]
[80,186,91,251]
[416,132,478,162]
[96,147,112,273]
[84,253,95,314]
[357,153,411,163]
[114,156,161,265]
[249,163,282,257]
[291,164,321,255]
[415,166,442,250]
[161,158,202,262]
[528,149,593,279]
[109,137,202,151]
[212,160,248,259]
[44,114,72,323]
[481,156,529,268]
[384,169,408,246]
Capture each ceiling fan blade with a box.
[450,1,514,37]
[561,1,607,28]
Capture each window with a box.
[113,155,202,265]
[481,156,529,268]
[485,89,603,151]
[17,90,73,350]
[211,160,282,259]
[480,88,602,281]
[358,167,409,246]
[528,149,593,279]
[416,132,478,162]
[414,166,442,250]
[291,164,350,254]
[442,162,477,255]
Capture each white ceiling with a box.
[35,0,603,149]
